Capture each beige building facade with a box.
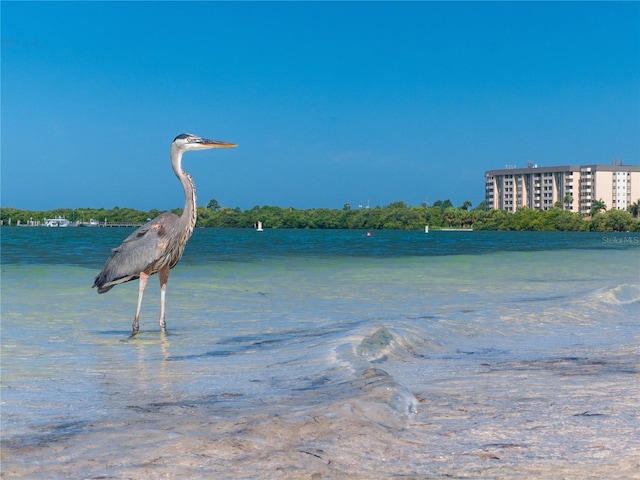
[485,163,640,214]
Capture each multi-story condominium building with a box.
[485,163,640,214]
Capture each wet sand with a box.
[2,347,638,479]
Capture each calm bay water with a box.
[1,227,639,478]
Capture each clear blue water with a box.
[1,228,639,478]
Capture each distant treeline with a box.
[2,198,640,232]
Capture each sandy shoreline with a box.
[3,349,639,479]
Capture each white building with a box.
[485,163,640,214]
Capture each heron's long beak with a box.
[199,138,237,149]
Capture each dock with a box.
[99,222,143,227]
[7,220,144,228]
[76,221,143,228]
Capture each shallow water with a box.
[1,228,639,478]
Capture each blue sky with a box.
[2,1,639,211]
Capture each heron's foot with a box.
[131,317,140,337]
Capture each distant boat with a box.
[425,224,429,234]
[44,217,70,227]
[256,220,264,232]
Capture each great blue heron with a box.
[93,133,237,336]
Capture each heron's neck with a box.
[172,149,198,238]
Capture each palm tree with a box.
[627,199,640,218]
[442,207,459,227]
[563,193,573,211]
[590,199,607,217]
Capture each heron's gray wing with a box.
[93,212,178,292]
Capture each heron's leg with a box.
[132,272,150,336]
[158,266,170,332]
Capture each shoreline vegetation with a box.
[2,198,639,232]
